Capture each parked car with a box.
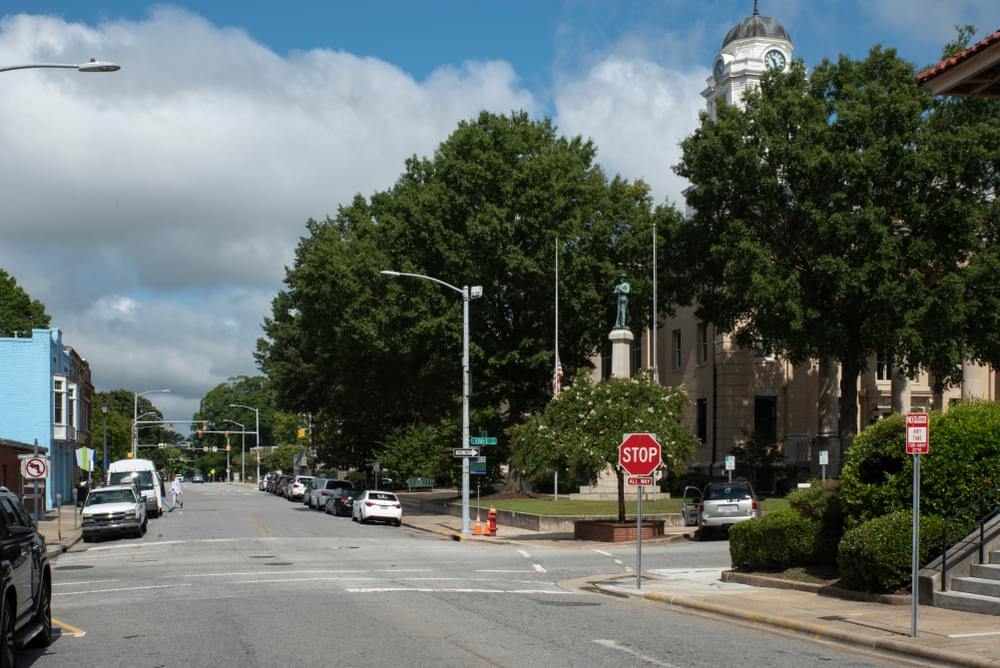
[259,473,276,491]
[325,488,359,517]
[352,490,402,526]
[0,486,53,660]
[286,475,314,501]
[308,479,355,510]
[192,471,205,484]
[82,484,148,541]
[274,475,292,496]
[681,480,760,535]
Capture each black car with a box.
[0,487,52,665]
[326,488,360,517]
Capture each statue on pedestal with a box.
[613,274,630,330]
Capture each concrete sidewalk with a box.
[401,511,691,547]
[35,504,82,558]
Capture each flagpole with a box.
[554,237,559,501]
[652,220,658,383]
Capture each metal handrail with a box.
[941,483,1000,592]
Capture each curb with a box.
[401,521,520,545]
[46,535,82,560]
[642,590,995,668]
[595,581,995,668]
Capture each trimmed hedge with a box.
[840,402,1000,530]
[837,511,946,593]
[729,508,821,570]
[788,483,843,562]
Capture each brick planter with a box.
[574,519,665,542]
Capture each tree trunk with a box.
[837,360,861,475]
[617,467,626,523]
[501,400,532,493]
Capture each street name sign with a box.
[906,413,929,455]
[627,476,653,486]
[618,433,661,476]
[454,448,479,457]
[469,436,497,446]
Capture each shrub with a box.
[840,402,1000,530]
[787,482,843,562]
[729,508,821,570]
[837,511,946,593]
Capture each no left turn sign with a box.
[22,457,48,480]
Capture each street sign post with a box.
[619,433,662,590]
[906,412,929,638]
[470,456,486,475]
[469,436,497,446]
[818,450,829,482]
[725,454,736,482]
[22,456,47,480]
[454,448,479,457]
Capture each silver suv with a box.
[681,481,760,534]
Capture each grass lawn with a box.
[463,495,790,516]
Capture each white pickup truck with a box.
[81,484,148,541]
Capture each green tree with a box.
[90,390,169,464]
[509,372,696,521]
[258,111,668,476]
[375,421,459,485]
[0,268,50,337]
[192,375,295,453]
[671,46,995,459]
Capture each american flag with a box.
[552,358,564,396]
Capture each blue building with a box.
[0,329,93,509]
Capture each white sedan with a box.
[352,490,402,526]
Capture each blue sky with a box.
[1,1,998,421]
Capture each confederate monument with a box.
[609,273,634,378]
[613,274,630,329]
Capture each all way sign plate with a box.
[627,476,653,486]
[453,448,479,457]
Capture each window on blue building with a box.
[53,376,65,425]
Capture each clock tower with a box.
[703,0,793,120]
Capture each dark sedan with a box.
[325,488,359,517]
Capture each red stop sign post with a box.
[618,433,662,591]
[619,433,662,476]
[906,413,929,638]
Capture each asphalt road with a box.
[24,484,904,667]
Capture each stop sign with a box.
[619,433,662,476]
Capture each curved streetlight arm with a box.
[0,60,121,73]
[380,270,462,296]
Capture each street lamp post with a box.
[223,419,245,484]
[380,270,482,536]
[133,389,170,458]
[102,402,109,474]
[229,404,260,484]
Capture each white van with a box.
[107,458,165,517]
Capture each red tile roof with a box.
[917,28,1000,86]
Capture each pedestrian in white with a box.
[169,474,183,511]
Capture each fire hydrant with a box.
[487,505,497,536]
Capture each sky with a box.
[1,1,998,424]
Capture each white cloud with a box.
[0,8,536,420]
[554,55,706,206]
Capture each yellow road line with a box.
[248,515,272,537]
[52,617,86,637]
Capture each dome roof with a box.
[721,12,791,49]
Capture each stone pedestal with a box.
[609,328,634,379]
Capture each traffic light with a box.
[297,428,306,439]
[127,452,134,459]
[224,431,230,438]
[201,421,208,431]
[197,430,203,438]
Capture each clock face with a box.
[713,59,725,82]
[764,49,786,71]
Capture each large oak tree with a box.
[258,111,671,469]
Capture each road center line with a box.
[53,579,120,587]
[248,514,272,537]
[592,639,679,667]
[533,563,547,573]
[592,549,614,557]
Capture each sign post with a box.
[906,412,929,637]
[818,450,829,482]
[725,454,736,483]
[619,433,662,591]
